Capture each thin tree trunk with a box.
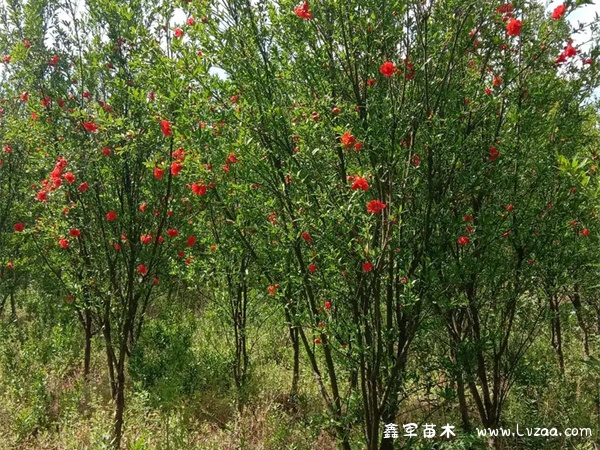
[84,308,92,381]
[571,285,590,357]
[550,296,565,374]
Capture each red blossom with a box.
[141,234,152,244]
[552,4,566,20]
[340,131,356,149]
[106,210,117,221]
[380,61,396,77]
[82,121,99,133]
[324,301,331,310]
[167,228,179,238]
[13,222,24,232]
[366,199,386,214]
[174,28,184,38]
[160,119,173,137]
[308,263,318,274]
[294,1,313,19]
[350,175,369,191]
[138,264,148,275]
[191,181,207,196]
[301,232,313,245]
[457,236,470,246]
[171,161,184,176]
[187,17,195,26]
[489,146,499,162]
[64,172,75,183]
[154,167,165,179]
[59,238,69,249]
[506,18,523,36]
[362,262,373,273]
[78,182,88,192]
[187,236,196,247]
[70,228,81,237]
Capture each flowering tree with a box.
[192,0,599,448]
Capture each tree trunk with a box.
[83,308,92,381]
[571,284,590,357]
[290,324,300,398]
[550,296,565,374]
[113,362,126,449]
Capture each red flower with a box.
[506,18,523,36]
[463,214,473,222]
[153,278,159,284]
[141,234,152,244]
[380,61,396,77]
[171,161,183,176]
[332,107,340,115]
[457,235,470,246]
[64,172,75,183]
[506,204,514,212]
[582,229,590,237]
[101,146,111,156]
[187,236,196,247]
[268,284,279,297]
[139,203,147,212]
[191,182,207,196]
[294,1,313,19]
[37,190,48,202]
[82,121,99,133]
[154,167,165,179]
[78,182,88,192]
[324,301,331,310]
[350,175,369,191]
[3,55,10,64]
[187,17,195,26]
[174,28,184,38]
[485,87,492,96]
[552,4,566,20]
[340,131,356,149]
[564,43,577,57]
[366,199,386,214]
[13,222,24,232]
[138,264,148,275]
[301,232,313,245]
[226,152,238,164]
[493,76,502,86]
[353,142,363,151]
[59,238,69,249]
[362,262,373,273]
[70,228,81,237]
[308,263,318,274]
[21,91,28,101]
[495,3,514,14]
[413,154,421,167]
[583,58,594,65]
[160,119,172,137]
[167,228,179,238]
[314,338,322,344]
[489,146,499,162]
[106,210,117,221]
[172,147,186,161]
